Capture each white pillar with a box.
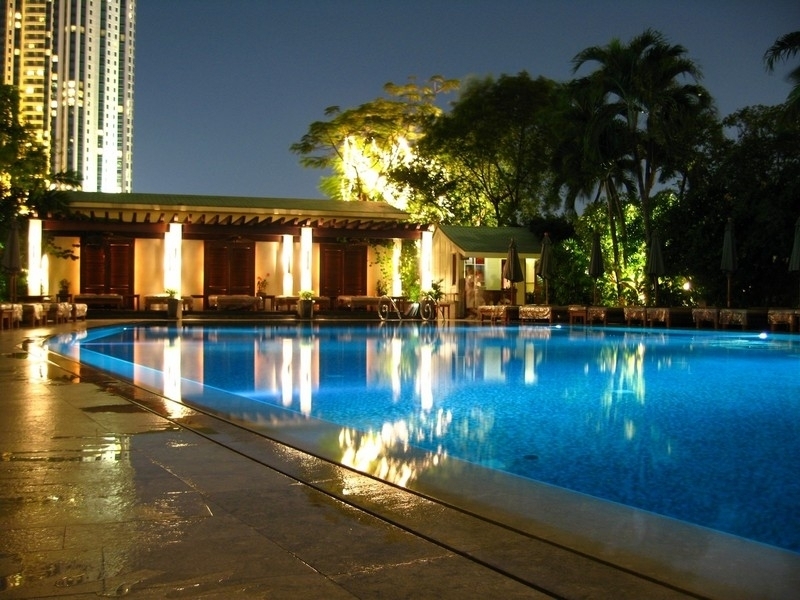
[420,230,433,291]
[300,227,312,292]
[164,223,182,294]
[40,254,50,295]
[27,219,42,296]
[282,234,294,296]
[392,239,402,296]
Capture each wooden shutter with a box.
[204,239,255,300]
[320,243,367,297]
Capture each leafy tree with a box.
[290,76,458,207]
[551,79,637,301]
[764,30,800,119]
[416,72,562,226]
[571,29,714,250]
[1,85,79,297]
[661,105,800,307]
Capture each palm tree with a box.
[552,79,635,303]
[571,29,713,248]
[764,31,800,118]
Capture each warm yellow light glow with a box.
[340,135,413,208]
[164,223,182,294]
[27,219,42,296]
[420,230,433,291]
[300,339,312,416]
[419,344,433,411]
[163,337,182,402]
[300,227,312,292]
[40,254,49,295]
[282,235,294,296]
[281,338,293,407]
[392,239,402,296]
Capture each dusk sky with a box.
[133,1,799,199]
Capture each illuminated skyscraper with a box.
[0,0,135,192]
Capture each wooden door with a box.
[204,238,255,304]
[319,243,367,298]
[80,236,135,306]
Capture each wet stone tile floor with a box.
[0,320,794,599]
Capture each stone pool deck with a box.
[1,319,798,599]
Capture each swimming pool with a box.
[48,322,800,553]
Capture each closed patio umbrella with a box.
[588,231,604,305]
[789,216,800,307]
[502,238,524,305]
[2,220,22,303]
[720,218,737,308]
[536,232,553,304]
[646,231,665,306]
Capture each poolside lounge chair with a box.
[719,308,748,329]
[586,307,608,325]
[518,305,552,324]
[767,309,797,332]
[45,302,72,324]
[623,306,646,326]
[567,305,587,325]
[646,307,671,328]
[0,303,21,329]
[692,307,719,329]
[72,303,88,322]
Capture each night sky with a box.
[133,0,799,199]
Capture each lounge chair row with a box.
[475,305,800,331]
[1,302,88,329]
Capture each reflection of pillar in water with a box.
[419,344,433,411]
[524,342,537,384]
[300,340,312,416]
[391,337,402,401]
[281,338,293,407]
[163,337,192,419]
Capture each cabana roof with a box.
[435,225,542,257]
[45,192,425,239]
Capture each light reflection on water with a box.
[48,323,800,552]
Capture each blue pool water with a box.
[49,323,800,552]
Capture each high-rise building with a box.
[0,0,135,193]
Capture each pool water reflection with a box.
[49,323,800,553]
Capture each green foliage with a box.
[660,104,800,307]
[422,279,444,301]
[418,72,563,226]
[763,30,800,120]
[290,76,458,204]
[399,240,420,298]
[368,240,393,295]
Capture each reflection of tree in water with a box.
[337,408,451,487]
[337,402,499,487]
[583,332,675,506]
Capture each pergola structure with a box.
[33,192,430,308]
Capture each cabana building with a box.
[34,192,428,312]
[431,225,542,317]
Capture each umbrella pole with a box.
[727,274,732,308]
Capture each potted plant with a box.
[256,274,270,296]
[165,288,181,319]
[297,290,315,319]
[58,279,71,302]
